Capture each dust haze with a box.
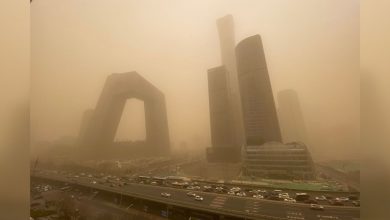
[31,0,359,161]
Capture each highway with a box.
[32,172,360,220]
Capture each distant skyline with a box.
[31,0,359,160]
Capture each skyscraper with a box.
[79,72,170,158]
[206,66,240,162]
[236,35,282,145]
[206,15,243,163]
[216,14,245,148]
[207,66,235,148]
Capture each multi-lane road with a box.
[32,171,360,220]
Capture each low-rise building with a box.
[242,141,315,179]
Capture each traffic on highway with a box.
[32,169,360,220]
[35,169,359,208]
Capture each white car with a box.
[338,197,349,202]
[253,194,264,199]
[194,195,204,201]
[228,191,235,195]
[187,192,196,197]
[279,193,290,198]
[284,198,296,203]
[315,196,327,201]
[230,187,241,192]
[236,192,246,197]
[161,192,171,198]
[310,204,324,211]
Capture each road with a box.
[32,172,360,220]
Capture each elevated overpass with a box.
[31,173,360,220]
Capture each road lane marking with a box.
[286,210,305,220]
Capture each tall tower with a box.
[216,14,245,148]
[206,15,243,163]
[236,35,282,145]
[206,66,240,162]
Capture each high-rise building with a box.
[236,35,282,145]
[206,15,243,163]
[207,66,234,147]
[206,66,240,162]
[216,14,245,148]
[79,72,170,159]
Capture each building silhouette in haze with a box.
[206,66,240,162]
[236,35,282,145]
[79,72,170,159]
[206,15,244,162]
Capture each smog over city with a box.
[31,0,359,161]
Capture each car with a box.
[315,195,327,201]
[310,204,324,210]
[228,191,235,195]
[187,192,196,197]
[186,186,195,190]
[161,192,171,198]
[330,199,344,206]
[192,181,200,186]
[295,193,310,202]
[253,194,264,199]
[194,195,203,201]
[338,197,349,202]
[230,187,241,192]
[91,180,97,184]
[216,187,224,191]
[352,200,360,207]
[273,189,282,194]
[236,192,246,197]
[202,186,213,192]
[284,198,296,203]
[150,181,157,185]
[279,193,290,199]
[324,195,333,200]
